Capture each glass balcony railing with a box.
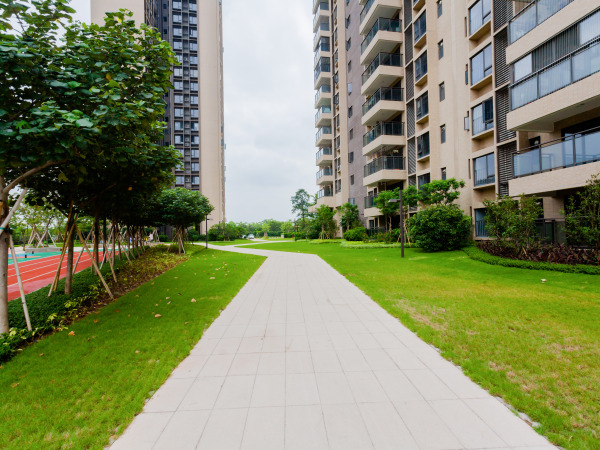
[362,52,403,85]
[315,105,332,122]
[511,40,600,110]
[360,0,375,24]
[314,59,331,81]
[314,40,331,63]
[363,121,404,147]
[313,2,330,28]
[316,167,333,181]
[364,194,378,208]
[361,18,402,54]
[317,187,334,199]
[513,126,600,178]
[316,126,333,142]
[316,147,333,161]
[364,156,405,177]
[509,0,573,44]
[314,84,331,103]
[362,87,404,115]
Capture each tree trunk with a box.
[65,214,75,295]
[0,226,9,334]
[93,213,100,273]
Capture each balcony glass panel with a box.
[475,209,488,237]
[315,84,332,103]
[415,52,427,81]
[510,40,600,110]
[362,52,403,85]
[363,122,404,146]
[364,194,378,208]
[416,92,429,120]
[361,18,402,54]
[314,57,331,81]
[360,0,375,24]
[364,156,405,177]
[471,44,492,85]
[474,153,495,186]
[316,147,333,160]
[316,126,332,141]
[414,13,426,42]
[417,132,430,158]
[362,87,404,114]
[469,0,491,36]
[315,105,332,121]
[509,0,573,44]
[513,127,600,177]
[316,167,333,181]
[317,187,334,198]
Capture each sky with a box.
[68,0,316,223]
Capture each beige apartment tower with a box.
[92,0,226,231]
[313,0,600,238]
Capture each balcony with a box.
[359,0,402,36]
[314,39,331,67]
[363,121,405,156]
[508,40,600,131]
[316,186,335,207]
[314,57,331,89]
[363,155,407,186]
[361,52,403,97]
[316,126,333,147]
[316,147,333,166]
[313,2,330,32]
[315,84,332,108]
[364,194,382,217]
[316,167,334,185]
[315,105,332,127]
[313,22,330,50]
[508,0,573,44]
[362,87,404,125]
[361,18,402,65]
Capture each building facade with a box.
[92,0,226,231]
[313,0,600,237]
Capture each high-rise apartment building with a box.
[313,0,600,237]
[92,0,226,231]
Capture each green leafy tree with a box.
[375,188,400,231]
[340,202,360,231]
[291,189,311,231]
[410,205,472,252]
[314,205,337,239]
[564,174,600,249]
[403,178,465,207]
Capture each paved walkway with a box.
[112,246,554,450]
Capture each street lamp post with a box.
[205,217,211,249]
[388,190,405,258]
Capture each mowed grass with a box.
[246,242,600,448]
[0,247,264,449]
[209,239,254,246]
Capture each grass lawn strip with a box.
[245,241,600,448]
[0,246,265,449]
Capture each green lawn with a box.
[0,247,265,449]
[246,241,600,448]
[208,239,254,246]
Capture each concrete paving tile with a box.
[285,405,329,450]
[286,373,320,406]
[404,370,458,400]
[285,335,311,352]
[385,347,428,370]
[315,372,355,405]
[374,370,424,402]
[111,412,172,450]
[352,333,383,349]
[308,334,335,351]
[152,410,210,450]
[189,338,219,356]
[322,404,375,450]
[199,354,234,377]
[195,408,248,450]
[311,349,343,373]
[372,332,406,349]
[212,337,241,355]
[337,348,371,372]
[214,375,255,409]
[170,355,209,379]
[286,351,314,373]
[178,376,224,411]
[262,336,286,353]
[229,353,261,375]
[143,378,194,412]
[257,352,286,374]
[330,332,359,350]
[251,373,286,407]
[286,323,307,336]
[394,401,462,449]
[238,336,264,354]
[201,325,228,340]
[432,367,489,399]
[361,348,399,371]
[241,407,285,450]
[265,323,286,336]
[358,402,419,450]
[345,371,388,403]
[223,324,248,339]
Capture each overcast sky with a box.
[70,0,315,223]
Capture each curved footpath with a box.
[112,244,555,450]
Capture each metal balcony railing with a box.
[362,52,403,85]
[508,0,573,44]
[510,39,600,110]
[362,87,404,115]
[360,0,375,23]
[316,167,333,181]
[316,126,333,142]
[316,147,333,160]
[361,18,402,54]
[315,105,332,122]
[317,187,334,199]
[314,84,332,103]
[513,126,600,178]
[364,156,405,177]
[363,121,404,146]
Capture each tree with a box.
[375,188,400,231]
[314,205,337,239]
[403,178,465,207]
[291,189,311,230]
[410,205,472,252]
[564,173,600,249]
[340,202,360,231]
[155,188,213,253]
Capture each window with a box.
[346,38,351,50]
[416,92,429,119]
[414,12,427,42]
[173,40,182,50]
[349,129,354,140]
[190,56,198,64]
[441,167,447,180]
[513,53,532,82]
[191,109,199,118]
[438,40,444,59]
[190,29,197,38]
[464,113,470,131]
[418,173,431,188]
[472,98,494,135]
[192,176,200,185]
[348,83,353,94]
[473,153,495,186]
[172,14,181,23]
[173,27,182,36]
[174,81,183,90]
[440,125,446,143]
[469,0,491,35]
[190,42,198,51]
[475,208,488,237]
[189,2,197,11]
[175,54,182,63]
[190,69,198,78]
[348,61,352,72]
[437,0,442,17]
[172,1,182,9]
[470,44,492,85]
[174,108,183,118]
[417,132,430,158]
[174,94,183,103]
[176,176,184,185]
[190,95,198,105]
[174,67,182,77]
[439,82,445,101]
[349,152,354,163]
[348,106,353,118]
[415,52,427,80]
[174,135,183,144]
[189,15,197,25]
[192,136,200,145]
[191,150,199,158]
[174,121,183,131]
[346,15,351,28]
[191,162,199,171]
[350,175,355,185]
[190,82,198,91]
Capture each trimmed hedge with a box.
[464,246,600,275]
[309,239,342,244]
[343,227,368,242]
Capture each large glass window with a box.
[416,92,429,119]
[472,98,494,135]
[513,53,532,82]
[469,0,491,35]
[417,132,430,158]
[414,13,427,42]
[471,44,492,85]
[418,173,430,188]
[475,208,488,237]
[579,9,600,44]
[415,52,427,80]
[474,153,495,186]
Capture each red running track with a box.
[7,252,109,301]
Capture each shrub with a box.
[158,234,169,243]
[410,205,472,252]
[343,227,368,242]
[187,230,199,242]
[564,173,600,249]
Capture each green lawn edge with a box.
[0,246,265,449]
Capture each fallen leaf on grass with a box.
[68,331,75,336]
[155,314,162,318]
[11,383,19,388]
[94,320,98,323]
[191,299,197,303]
[135,350,140,354]
[210,277,215,280]
[39,353,44,357]
[166,297,170,300]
